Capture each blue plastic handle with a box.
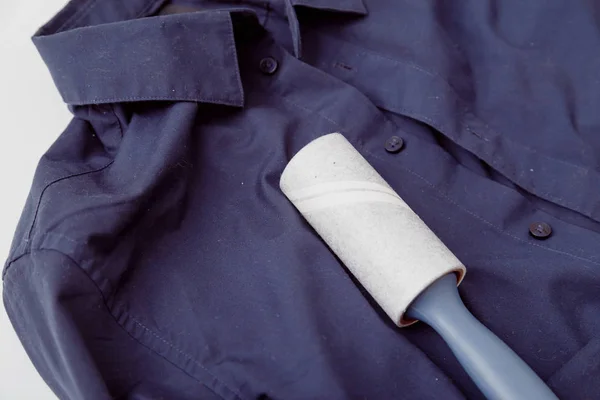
[406,274,558,400]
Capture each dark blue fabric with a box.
[4,0,600,398]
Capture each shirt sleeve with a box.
[2,249,223,400]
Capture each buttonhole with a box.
[334,62,354,71]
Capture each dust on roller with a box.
[280,133,466,326]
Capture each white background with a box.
[1,1,70,398]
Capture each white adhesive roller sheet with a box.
[280,133,466,326]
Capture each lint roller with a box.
[280,133,557,400]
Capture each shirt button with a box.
[384,136,405,153]
[259,57,279,75]
[529,222,552,239]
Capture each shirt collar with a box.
[33,0,366,106]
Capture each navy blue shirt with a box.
[4,0,600,398]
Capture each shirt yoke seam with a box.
[25,106,124,245]
[25,161,115,242]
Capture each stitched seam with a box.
[273,90,600,268]
[74,252,242,399]
[3,252,31,280]
[385,103,587,214]
[3,266,71,400]
[273,93,344,130]
[69,0,102,29]
[27,104,124,243]
[5,249,237,400]
[288,29,600,217]
[129,318,243,399]
[262,1,271,26]
[226,13,245,102]
[26,161,114,242]
[54,0,98,32]
[313,30,595,173]
[284,0,302,58]
[134,0,164,18]
[57,0,159,33]
[367,150,600,269]
[69,96,241,106]
[110,104,124,138]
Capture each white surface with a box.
[1,1,70,399]
[280,133,466,326]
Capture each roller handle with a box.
[406,275,558,400]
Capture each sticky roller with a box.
[280,133,557,400]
